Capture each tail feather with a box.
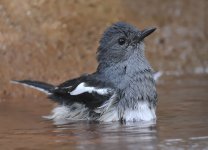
[11,80,55,95]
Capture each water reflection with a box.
[52,120,157,149]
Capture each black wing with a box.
[49,74,115,110]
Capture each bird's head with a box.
[97,22,156,66]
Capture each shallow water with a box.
[0,75,208,150]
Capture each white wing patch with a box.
[70,82,110,95]
[153,71,163,82]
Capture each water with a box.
[0,75,208,150]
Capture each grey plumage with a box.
[12,22,157,124]
[95,22,157,121]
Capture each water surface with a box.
[0,75,208,150]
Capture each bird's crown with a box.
[97,22,156,64]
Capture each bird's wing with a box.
[49,74,115,110]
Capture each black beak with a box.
[140,27,156,40]
[134,27,156,43]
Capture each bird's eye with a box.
[118,38,126,45]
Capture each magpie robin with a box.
[12,22,158,123]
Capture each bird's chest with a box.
[115,73,156,111]
[117,74,145,99]
[100,64,155,102]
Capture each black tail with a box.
[11,80,55,95]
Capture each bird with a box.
[12,22,158,124]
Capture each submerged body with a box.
[12,22,157,124]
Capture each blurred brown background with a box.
[0,0,207,99]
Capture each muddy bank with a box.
[0,0,207,99]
